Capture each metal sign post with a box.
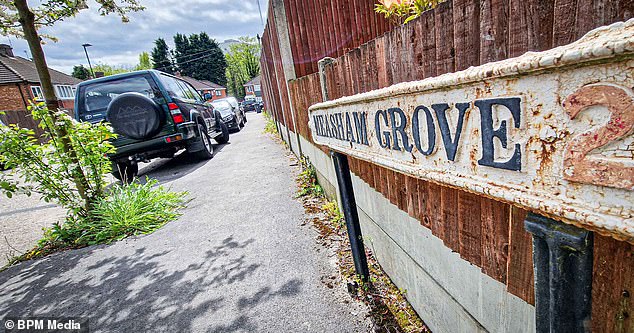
[319,57,369,283]
[332,150,370,282]
[525,213,594,333]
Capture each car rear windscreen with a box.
[76,74,161,122]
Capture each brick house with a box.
[176,74,227,102]
[243,75,262,102]
[0,44,81,132]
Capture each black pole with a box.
[331,150,369,282]
[524,212,593,333]
[82,44,94,78]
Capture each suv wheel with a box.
[215,121,230,144]
[112,162,138,183]
[192,124,214,160]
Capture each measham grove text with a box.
[312,97,522,171]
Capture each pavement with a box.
[0,193,63,266]
[0,113,371,332]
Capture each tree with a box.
[136,51,152,70]
[0,0,144,210]
[173,32,226,86]
[225,36,261,100]
[72,65,91,80]
[151,37,173,74]
[93,63,132,76]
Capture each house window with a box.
[246,86,253,92]
[54,85,75,100]
[215,90,221,96]
[254,84,261,92]
[30,86,44,101]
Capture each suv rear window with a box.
[76,74,161,121]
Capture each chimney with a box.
[0,44,14,57]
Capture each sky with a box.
[3,0,269,74]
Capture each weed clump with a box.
[296,157,324,198]
[10,179,187,265]
[263,111,277,135]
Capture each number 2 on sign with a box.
[562,84,634,190]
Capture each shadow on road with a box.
[137,143,229,183]
[0,235,303,332]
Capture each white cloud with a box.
[4,0,268,74]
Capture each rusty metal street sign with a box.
[308,20,634,243]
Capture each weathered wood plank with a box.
[592,235,634,333]
[375,35,390,89]
[508,0,555,56]
[366,39,379,91]
[479,0,508,64]
[406,176,420,220]
[480,198,510,283]
[458,191,483,267]
[453,0,481,70]
[434,0,455,75]
[441,187,460,252]
[428,183,444,239]
[420,10,438,79]
[552,0,579,46]
[506,206,535,304]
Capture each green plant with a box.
[0,103,116,219]
[296,157,324,198]
[374,0,442,25]
[8,179,187,264]
[48,179,186,246]
[263,111,277,135]
[322,200,344,228]
[1,1,143,204]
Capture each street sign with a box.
[309,20,634,243]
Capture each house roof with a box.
[243,75,261,86]
[200,80,226,90]
[0,55,81,85]
[179,75,225,91]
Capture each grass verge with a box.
[293,156,429,333]
[4,179,187,268]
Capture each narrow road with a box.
[0,113,370,332]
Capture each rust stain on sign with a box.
[308,20,634,243]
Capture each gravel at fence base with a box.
[0,191,64,266]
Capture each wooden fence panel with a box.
[266,2,634,326]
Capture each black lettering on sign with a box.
[412,105,436,155]
[329,114,337,139]
[353,112,369,145]
[388,108,414,152]
[345,113,356,143]
[475,97,522,171]
[432,102,469,161]
[312,115,321,136]
[336,113,345,140]
[376,110,391,148]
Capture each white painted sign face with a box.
[309,20,634,243]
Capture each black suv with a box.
[74,70,230,180]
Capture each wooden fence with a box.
[261,0,634,331]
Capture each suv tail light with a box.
[168,102,185,124]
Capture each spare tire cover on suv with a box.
[106,92,164,140]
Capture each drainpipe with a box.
[16,83,29,110]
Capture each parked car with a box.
[74,70,230,181]
[217,97,247,125]
[242,99,258,112]
[210,100,245,132]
